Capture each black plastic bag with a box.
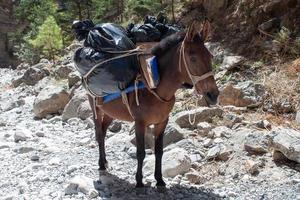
[130,24,161,42]
[74,47,138,96]
[85,23,135,52]
[73,22,139,96]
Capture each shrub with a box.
[29,16,63,61]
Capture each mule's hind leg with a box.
[153,119,168,187]
[135,121,146,188]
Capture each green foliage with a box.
[29,16,63,61]
[275,27,300,57]
[125,0,162,19]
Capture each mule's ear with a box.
[200,19,211,41]
[186,20,202,42]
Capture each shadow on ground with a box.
[93,172,223,200]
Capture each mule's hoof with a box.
[157,186,167,193]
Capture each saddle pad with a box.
[103,56,159,103]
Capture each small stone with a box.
[245,160,259,175]
[49,157,61,165]
[108,121,122,133]
[79,138,91,146]
[145,149,153,154]
[189,154,202,163]
[67,165,79,174]
[185,172,202,184]
[209,126,232,138]
[127,146,136,158]
[254,120,271,129]
[67,118,80,126]
[31,155,40,161]
[197,122,213,136]
[292,179,300,184]
[14,146,35,154]
[14,131,32,142]
[203,138,213,147]
[35,131,45,137]
[48,116,62,124]
[0,142,10,149]
[214,138,224,144]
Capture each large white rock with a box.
[143,148,191,178]
[62,86,90,121]
[269,128,300,163]
[64,175,98,198]
[33,84,69,118]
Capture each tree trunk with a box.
[171,0,175,23]
[0,1,27,68]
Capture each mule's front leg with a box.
[94,114,112,170]
[135,121,146,188]
[153,119,168,188]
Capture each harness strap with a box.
[121,92,135,120]
[179,38,214,86]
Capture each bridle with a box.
[179,35,214,89]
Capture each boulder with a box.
[218,81,265,107]
[206,143,232,161]
[68,71,81,88]
[205,42,226,64]
[143,148,191,178]
[220,56,245,73]
[174,107,223,129]
[12,67,50,87]
[62,86,87,121]
[244,132,268,154]
[52,64,74,80]
[268,128,300,163]
[77,100,92,120]
[33,84,70,118]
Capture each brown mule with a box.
[87,20,219,188]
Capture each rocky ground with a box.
[1,42,300,200]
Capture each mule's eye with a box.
[190,56,197,63]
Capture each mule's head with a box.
[180,20,219,105]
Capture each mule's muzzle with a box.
[203,90,219,105]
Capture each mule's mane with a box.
[151,31,186,56]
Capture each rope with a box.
[121,92,135,120]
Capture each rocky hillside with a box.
[0,37,300,200]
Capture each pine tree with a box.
[29,16,63,61]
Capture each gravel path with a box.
[0,68,299,200]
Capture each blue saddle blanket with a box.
[103,56,159,103]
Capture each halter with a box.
[179,36,214,88]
